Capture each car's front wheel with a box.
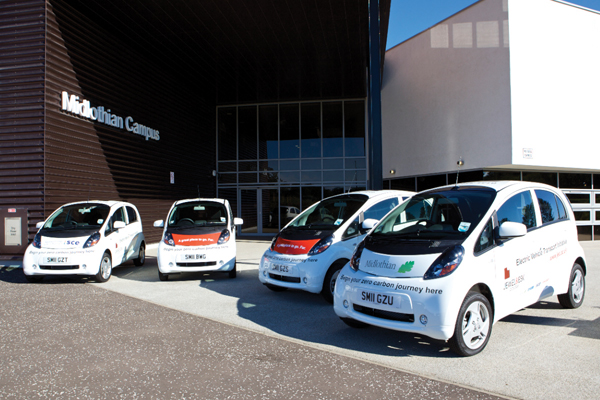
[449,291,492,357]
[558,263,585,309]
[95,252,112,283]
[321,260,347,303]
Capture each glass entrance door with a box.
[239,188,280,235]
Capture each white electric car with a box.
[259,190,414,302]
[154,198,243,281]
[334,181,587,356]
[23,201,146,283]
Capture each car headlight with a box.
[163,232,175,246]
[217,229,230,244]
[424,245,464,280]
[270,234,279,251]
[83,232,101,248]
[32,232,42,249]
[308,235,333,256]
[349,240,366,271]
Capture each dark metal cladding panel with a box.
[0,0,46,251]
[44,0,215,244]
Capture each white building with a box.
[382,0,600,240]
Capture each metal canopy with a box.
[65,0,390,105]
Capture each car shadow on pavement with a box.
[196,267,456,359]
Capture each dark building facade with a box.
[0,0,390,251]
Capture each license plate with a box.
[46,257,68,263]
[359,291,398,307]
[185,254,206,260]
[271,263,292,274]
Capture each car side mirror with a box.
[153,220,165,228]
[361,218,379,231]
[113,221,126,230]
[498,221,527,239]
[36,221,44,229]
[234,218,244,226]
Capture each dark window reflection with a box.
[302,186,322,210]
[344,101,365,157]
[322,102,343,157]
[238,106,257,160]
[281,187,301,214]
[259,105,278,159]
[301,103,321,158]
[483,170,521,181]
[280,104,299,159]
[559,173,591,189]
[218,107,236,161]
[218,162,236,172]
[574,211,591,221]
[390,177,416,191]
[577,226,592,241]
[301,171,321,182]
[324,170,344,182]
[447,170,483,184]
[566,193,590,204]
[301,159,321,170]
[324,186,344,198]
[280,160,299,171]
[417,174,447,191]
[345,170,366,183]
[345,158,366,169]
[523,172,557,187]
[323,159,343,169]
[279,171,300,183]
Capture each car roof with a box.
[418,180,560,194]
[173,198,227,206]
[60,200,130,208]
[338,190,415,199]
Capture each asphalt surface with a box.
[1,240,599,399]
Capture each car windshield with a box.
[372,188,496,240]
[43,203,111,230]
[168,201,228,228]
[287,194,368,229]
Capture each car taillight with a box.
[163,232,175,246]
[83,232,101,248]
[349,240,366,271]
[217,229,230,244]
[308,235,334,256]
[424,245,465,280]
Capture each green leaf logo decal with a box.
[398,261,414,273]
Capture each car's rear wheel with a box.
[133,243,145,266]
[449,291,492,357]
[558,263,585,309]
[95,252,112,283]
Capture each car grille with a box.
[39,265,79,270]
[353,304,414,323]
[269,273,301,283]
[176,261,217,267]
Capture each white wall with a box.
[382,0,512,179]
[509,0,600,170]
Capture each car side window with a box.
[126,206,138,224]
[556,195,568,220]
[535,190,561,225]
[106,207,126,235]
[364,198,399,221]
[474,217,494,254]
[497,191,537,229]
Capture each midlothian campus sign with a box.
[60,91,160,141]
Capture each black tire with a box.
[228,262,237,279]
[449,292,493,357]
[95,252,112,283]
[24,274,44,283]
[133,242,145,266]
[158,270,169,281]
[265,283,287,292]
[321,260,346,304]
[340,317,368,328]
[558,263,585,309]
